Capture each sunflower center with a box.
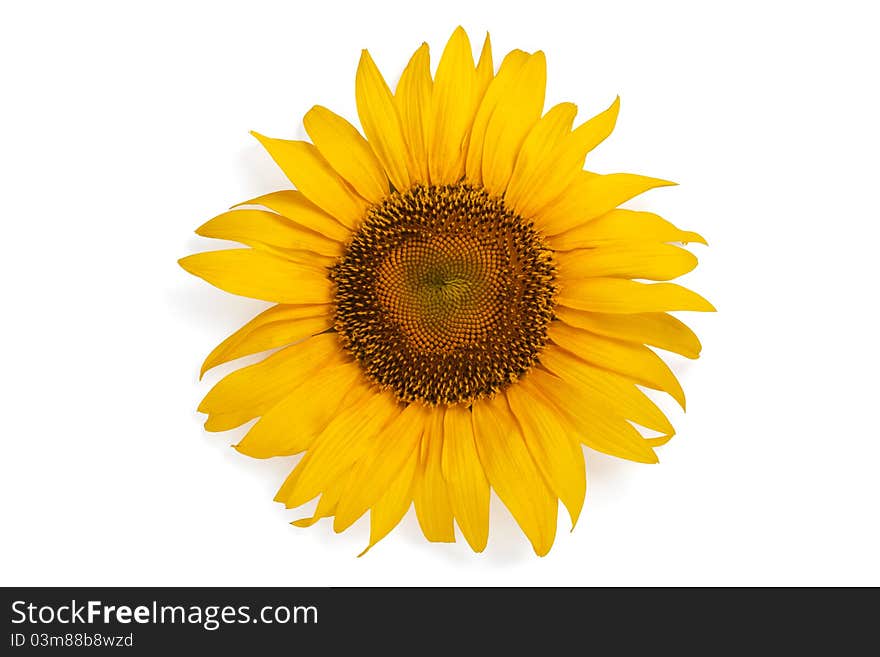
[331,184,556,405]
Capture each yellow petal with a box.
[504,102,579,212]
[556,243,698,281]
[541,345,674,437]
[275,389,400,508]
[475,33,494,93]
[303,105,389,203]
[203,409,257,433]
[549,322,686,408]
[472,395,557,556]
[481,52,546,196]
[235,362,365,458]
[356,50,412,192]
[549,209,707,250]
[465,49,530,185]
[235,190,351,243]
[196,209,342,259]
[393,43,433,184]
[291,470,351,528]
[539,172,676,235]
[557,278,715,314]
[428,26,477,184]
[506,380,586,527]
[179,248,332,304]
[333,402,428,532]
[200,304,332,378]
[558,278,715,313]
[555,307,702,359]
[360,447,419,556]
[413,410,456,542]
[250,132,368,228]
[567,96,620,162]
[459,33,495,178]
[198,333,343,419]
[441,405,490,552]
[529,368,659,463]
[509,97,620,219]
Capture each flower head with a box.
[180,27,714,555]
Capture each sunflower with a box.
[180,27,713,556]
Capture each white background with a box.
[2,0,878,586]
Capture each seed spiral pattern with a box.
[331,184,557,405]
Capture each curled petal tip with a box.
[249,130,271,146]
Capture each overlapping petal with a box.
[507,98,621,218]
[393,44,433,184]
[178,249,332,304]
[539,172,676,235]
[275,388,401,508]
[472,396,557,556]
[549,321,687,408]
[356,50,412,191]
[555,242,698,281]
[413,410,456,542]
[428,27,478,183]
[197,333,345,429]
[557,277,715,314]
[196,209,342,261]
[549,209,706,250]
[480,52,546,196]
[234,190,351,243]
[442,405,490,551]
[333,403,429,532]
[200,303,333,378]
[250,133,368,228]
[234,362,364,457]
[555,307,702,359]
[466,49,530,185]
[303,105,389,203]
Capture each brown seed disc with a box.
[331,184,557,405]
